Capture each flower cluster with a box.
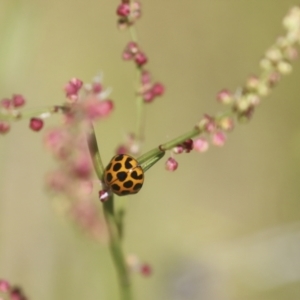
[0,279,28,300]
[0,94,26,134]
[116,1,141,29]
[164,6,300,173]
[45,76,113,241]
[217,6,300,123]
[164,113,233,171]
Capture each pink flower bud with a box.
[99,190,110,202]
[72,155,92,179]
[216,89,233,105]
[165,157,178,172]
[199,114,216,133]
[183,139,193,152]
[0,121,10,134]
[194,138,209,152]
[135,52,148,66]
[246,75,259,90]
[117,3,130,17]
[173,145,184,154]
[141,70,151,84]
[64,78,83,99]
[12,94,25,107]
[30,118,44,131]
[84,98,114,120]
[0,98,11,109]
[152,82,165,96]
[212,131,226,147]
[116,3,130,17]
[219,117,234,131]
[0,279,10,292]
[143,91,155,103]
[10,287,25,300]
[92,82,102,94]
[140,263,152,277]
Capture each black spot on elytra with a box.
[133,183,143,191]
[131,170,143,180]
[113,163,122,172]
[112,183,121,191]
[106,172,113,183]
[125,157,133,169]
[115,155,124,161]
[123,180,133,188]
[117,171,127,182]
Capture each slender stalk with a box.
[103,198,133,300]
[87,123,105,177]
[87,123,133,300]
[137,127,202,165]
[0,105,65,121]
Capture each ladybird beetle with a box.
[104,154,144,196]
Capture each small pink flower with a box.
[143,91,155,103]
[140,263,152,277]
[44,129,68,151]
[219,117,234,131]
[152,82,165,96]
[173,145,184,154]
[183,139,193,152]
[246,75,260,90]
[83,98,114,120]
[46,170,69,192]
[64,78,83,100]
[131,1,142,19]
[193,138,209,152]
[122,42,139,60]
[216,89,233,105]
[141,70,151,84]
[92,82,102,94]
[135,52,148,66]
[30,118,44,131]
[212,131,227,147]
[72,154,93,179]
[12,94,25,107]
[0,98,11,109]
[199,114,216,133]
[0,121,10,134]
[99,190,110,202]
[0,279,10,292]
[165,157,178,171]
[10,287,26,300]
[174,139,194,153]
[116,3,130,17]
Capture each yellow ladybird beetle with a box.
[103,151,165,196]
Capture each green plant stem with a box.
[87,124,133,300]
[137,127,202,165]
[0,105,65,121]
[87,124,105,177]
[103,197,133,300]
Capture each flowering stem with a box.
[87,124,132,300]
[103,197,133,300]
[137,127,202,165]
[129,25,138,43]
[87,123,105,177]
[128,21,145,143]
[0,105,66,121]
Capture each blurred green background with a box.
[1,1,300,299]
